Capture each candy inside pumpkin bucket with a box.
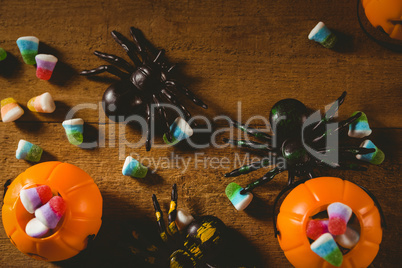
[275,177,384,268]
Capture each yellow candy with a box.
[1,97,24,122]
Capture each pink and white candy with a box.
[35,196,66,229]
[327,202,352,235]
[20,185,53,214]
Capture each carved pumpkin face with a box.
[277,177,382,268]
[2,162,103,262]
[362,0,402,40]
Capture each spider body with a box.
[150,184,227,267]
[81,27,207,151]
[269,98,308,145]
[225,91,384,208]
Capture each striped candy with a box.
[35,196,66,229]
[348,111,372,138]
[122,156,148,178]
[20,185,53,214]
[327,202,352,235]
[356,139,385,165]
[16,36,39,65]
[62,118,84,145]
[311,233,343,267]
[163,117,193,145]
[1,97,24,123]
[35,54,58,80]
[225,182,253,211]
[27,92,56,113]
[308,22,337,48]
[16,139,43,162]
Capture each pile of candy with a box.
[307,202,360,267]
[16,36,58,80]
[20,185,66,238]
[1,36,58,124]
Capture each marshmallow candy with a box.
[35,54,58,80]
[163,117,193,145]
[35,196,66,229]
[25,218,50,238]
[122,156,148,178]
[311,233,343,267]
[1,97,24,122]
[175,209,195,231]
[16,139,43,162]
[348,111,372,138]
[327,202,352,235]
[308,22,337,48]
[27,92,56,113]
[62,118,84,145]
[335,227,360,249]
[20,185,53,214]
[306,219,330,240]
[356,140,385,165]
[225,182,253,211]
[0,48,7,61]
[16,36,39,65]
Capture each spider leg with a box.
[240,166,285,194]
[167,184,179,235]
[93,51,134,73]
[153,49,165,63]
[165,81,208,109]
[130,27,159,59]
[287,170,295,186]
[316,146,375,155]
[152,194,168,243]
[152,94,172,142]
[312,91,347,132]
[145,102,153,151]
[167,65,176,73]
[228,118,272,142]
[111,30,143,66]
[312,112,362,143]
[224,158,272,177]
[160,88,191,120]
[315,158,367,171]
[223,138,272,151]
[80,65,130,79]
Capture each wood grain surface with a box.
[0,0,401,267]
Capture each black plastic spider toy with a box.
[224,91,385,211]
[80,27,207,151]
[124,184,227,267]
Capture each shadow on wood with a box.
[0,52,22,78]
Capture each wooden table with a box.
[0,0,400,267]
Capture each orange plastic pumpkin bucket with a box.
[362,0,402,41]
[2,161,103,261]
[276,177,383,268]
